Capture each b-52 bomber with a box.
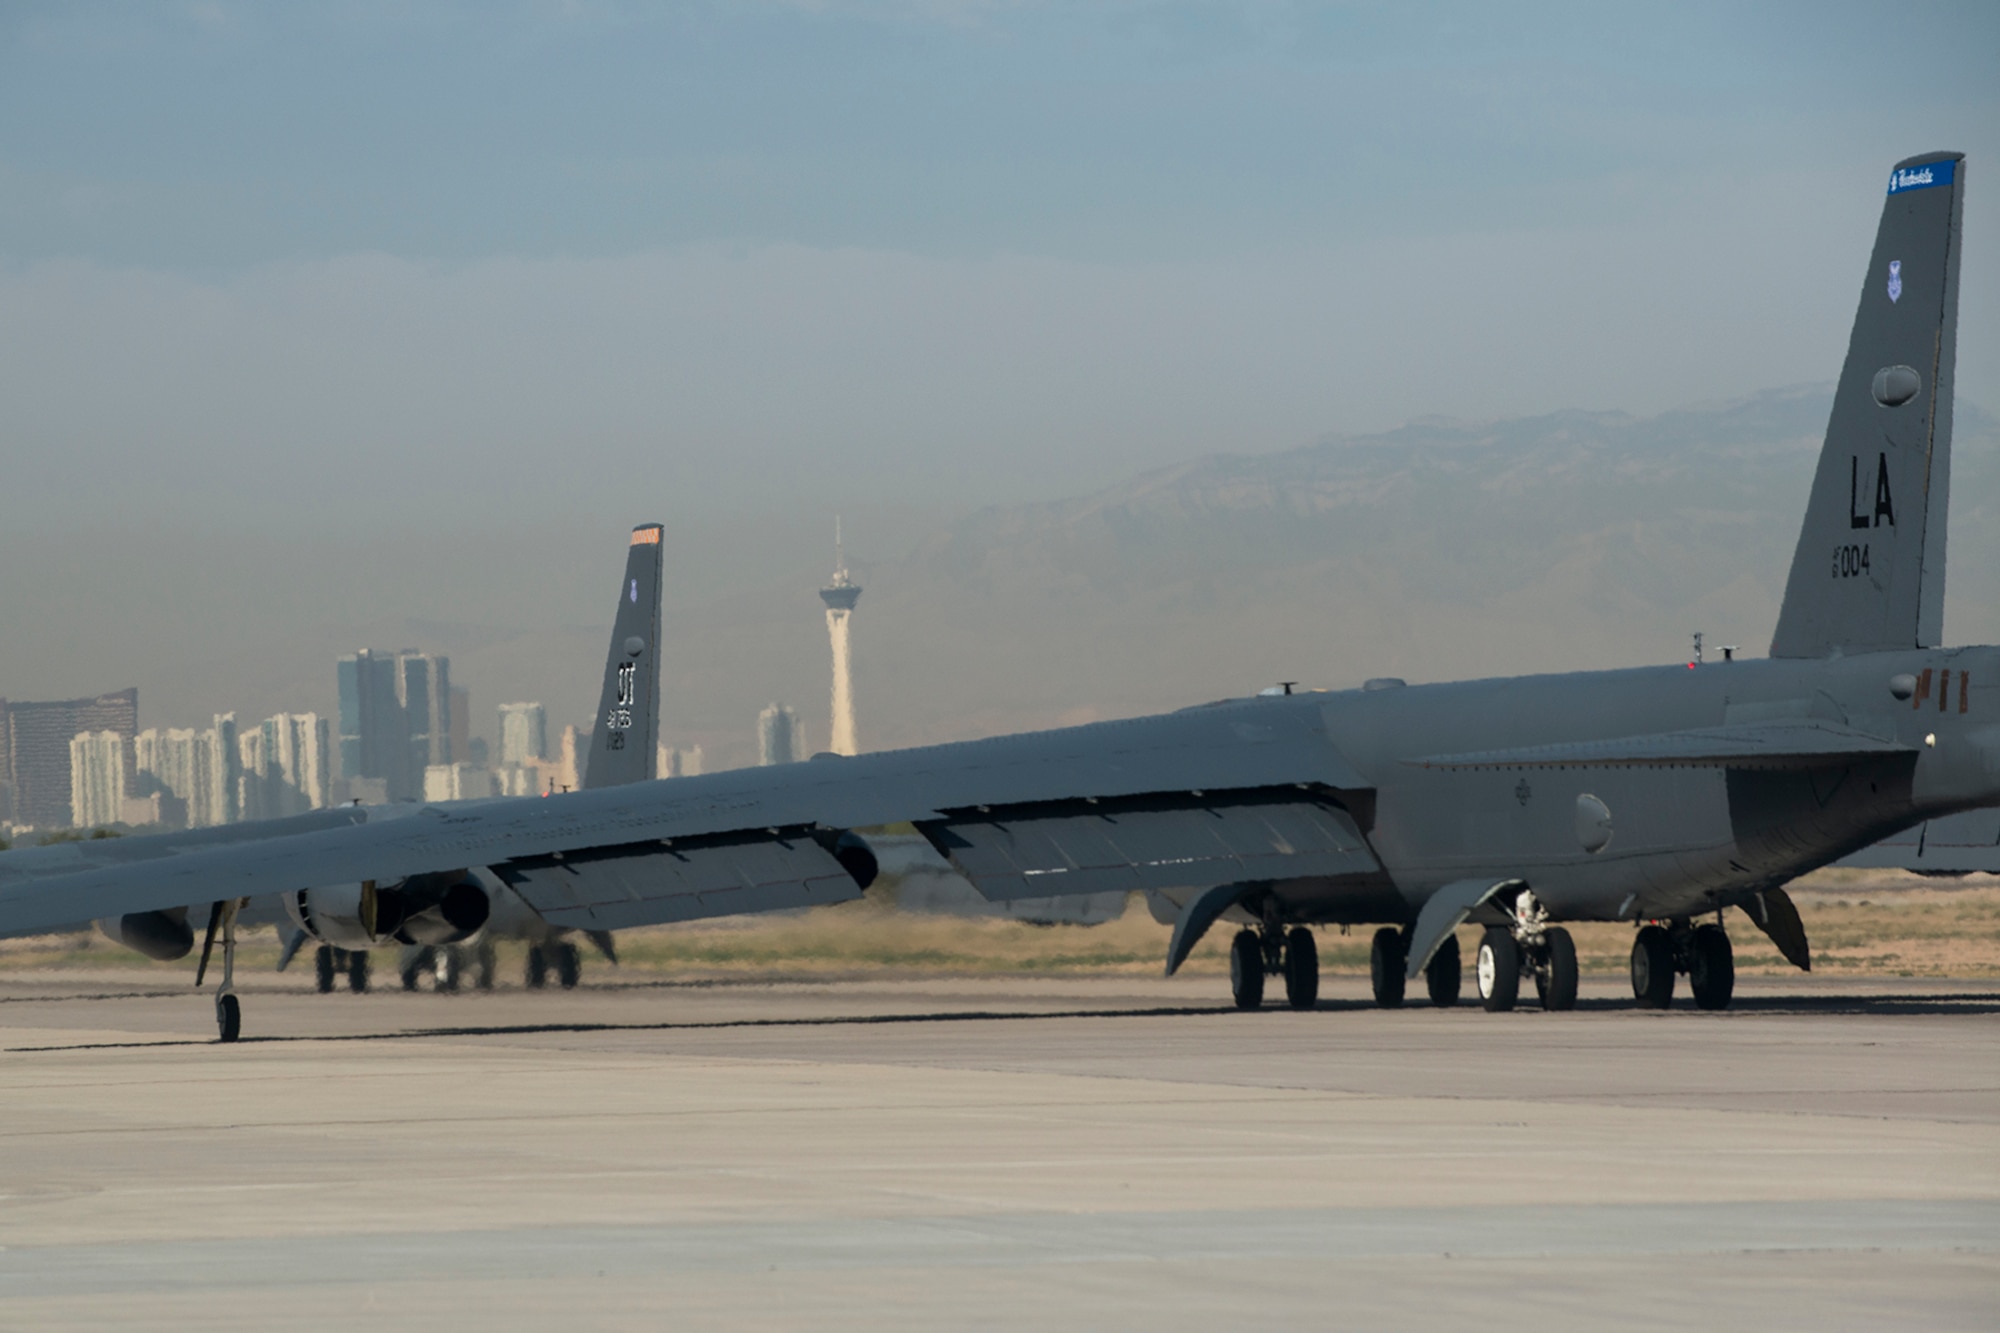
[0,151,1991,1040]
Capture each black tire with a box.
[314,946,336,994]
[1477,927,1520,1012]
[1284,926,1319,1010]
[555,942,582,990]
[1631,925,1675,1008]
[1537,926,1579,1012]
[401,946,430,993]
[475,940,496,991]
[1426,932,1462,1008]
[347,950,370,994]
[216,993,241,1043]
[526,946,549,990]
[1228,929,1265,1010]
[1689,924,1735,1011]
[1369,926,1406,1008]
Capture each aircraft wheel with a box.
[1283,926,1319,1010]
[555,942,582,990]
[526,946,549,990]
[1369,926,1406,1008]
[216,993,241,1044]
[1228,929,1265,1009]
[474,940,497,991]
[436,947,462,994]
[1426,932,1462,1008]
[1536,926,1579,1011]
[1689,924,1735,1011]
[401,947,431,992]
[1476,927,1520,1012]
[347,950,370,994]
[314,946,336,994]
[1631,926,1675,1009]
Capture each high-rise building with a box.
[0,704,12,826]
[448,685,471,770]
[337,650,450,802]
[199,714,242,827]
[69,730,128,829]
[135,728,199,830]
[423,762,493,802]
[494,764,542,797]
[819,520,863,756]
[552,725,586,793]
[1,689,138,830]
[658,742,705,779]
[757,704,800,766]
[338,650,405,797]
[498,702,548,767]
[241,713,332,819]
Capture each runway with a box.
[2,973,1995,1329]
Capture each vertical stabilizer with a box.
[1771,152,1964,658]
[582,524,663,789]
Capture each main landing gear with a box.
[526,940,583,991]
[1369,927,1461,1008]
[397,941,499,993]
[1229,925,1319,1010]
[1472,891,1577,1013]
[1632,917,1734,1010]
[313,946,371,994]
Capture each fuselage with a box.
[1306,644,2000,924]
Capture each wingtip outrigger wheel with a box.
[196,898,246,1043]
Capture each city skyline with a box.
[3,3,1993,776]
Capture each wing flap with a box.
[494,829,864,930]
[1408,720,1917,772]
[918,790,1382,902]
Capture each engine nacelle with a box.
[95,907,196,961]
[284,872,490,949]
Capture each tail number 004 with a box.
[1831,543,1871,579]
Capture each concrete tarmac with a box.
[1,972,1995,1330]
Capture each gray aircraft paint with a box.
[0,155,1995,993]
[1840,805,2000,874]
[1771,152,1962,658]
[582,525,664,790]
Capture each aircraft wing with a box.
[0,700,1375,938]
[1406,719,1918,772]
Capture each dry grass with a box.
[5,868,1995,981]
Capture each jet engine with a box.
[95,906,196,961]
[284,871,491,949]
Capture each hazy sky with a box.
[1,1,1996,741]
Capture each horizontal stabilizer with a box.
[1839,806,2000,873]
[1407,720,1917,772]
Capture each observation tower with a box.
[819,520,862,755]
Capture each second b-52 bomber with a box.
[0,151,1990,1041]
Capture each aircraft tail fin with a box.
[1770,152,1964,659]
[581,524,664,790]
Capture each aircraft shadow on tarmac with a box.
[11,989,2000,1052]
